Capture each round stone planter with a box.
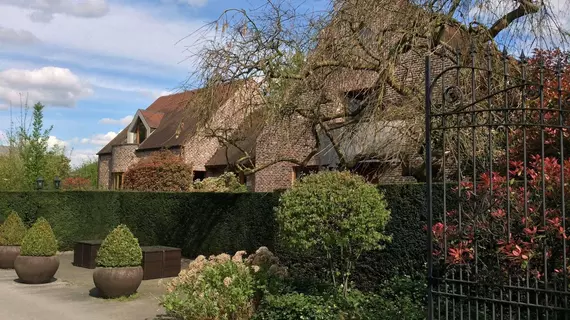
[14,255,60,284]
[93,266,143,298]
[0,245,21,269]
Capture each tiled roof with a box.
[139,110,164,129]
[97,80,248,155]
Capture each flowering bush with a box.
[432,155,570,282]
[161,252,256,320]
[62,177,92,190]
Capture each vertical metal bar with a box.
[539,57,549,318]
[426,55,434,320]
[521,51,531,320]
[467,42,477,320]
[441,53,449,320]
[556,57,568,320]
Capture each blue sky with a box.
[0,0,328,166]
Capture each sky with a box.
[0,0,327,167]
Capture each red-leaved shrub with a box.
[62,177,92,190]
[123,150,193,192]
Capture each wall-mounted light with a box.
[36,177,44,190]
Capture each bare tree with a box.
[181,0,569,180]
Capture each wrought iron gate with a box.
[425,46,570,319]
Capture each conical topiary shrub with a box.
[93,225,144,298]
[96,224,142,268]
[14,218,60,284]
[0,211,27,269]
[20,217,58,257]
[0,211,26,246]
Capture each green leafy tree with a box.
[1,101,71,190]
[19,102,53,189]
[96,225,142,268]
[276,171,391,296]
[20,217,58,256]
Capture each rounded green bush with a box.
[276,171,391,294]
[0,211,26,246]
[96,224,142,268]
[21,217,58,256]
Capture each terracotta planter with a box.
[14,255,59,284]
[0,245,20,269]
[93,266,143,298]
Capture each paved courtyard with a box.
[0,252,184,320]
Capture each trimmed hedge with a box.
[0,191,278,258]
[0,184,450,291]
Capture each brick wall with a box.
[253,116,317,192]
[111,144,139,173]
[97,154,112,189]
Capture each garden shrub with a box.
[162,251,255,320]
[253,276,425,320]
[123,150,193,192]
[252,293,337,320]
[276,171,391,295]
[20,217,57,256]
[193,172,247,192]
[61,177,92,190]
[0,211,26,246]
[96,224,142,268]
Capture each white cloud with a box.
[0,3,210,73]
[99,115,133,126]
[0,66,93,107]
[0,0,110,23]
[47,135,67,149]
[80,131,117,146]
[0,26,40,46]
[87,77,176,99]
[68,148,98,168]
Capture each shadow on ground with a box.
[13,277,58,284]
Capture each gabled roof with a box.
[97,80,249,155]
[139,110,164,129]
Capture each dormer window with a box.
[127,110,152,144]
[136,120,147,144]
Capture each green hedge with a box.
[0,184,450,291]
[0,191,278,258]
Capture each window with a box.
[345,89,376,114]
[136,121,147,144]
[193,171,206,181]
[292,166,319,182]
[113,173,124,190]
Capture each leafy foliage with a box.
[70,160,98,188]
[162,252,255,320]
[96,224,142,268]
[276,171,391,295]
[252,293,337,320]
[20,217,57,256]
[432,155,570,283]
[123,150,193,192]
[0,211,26,246]
[193,172,247,192]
